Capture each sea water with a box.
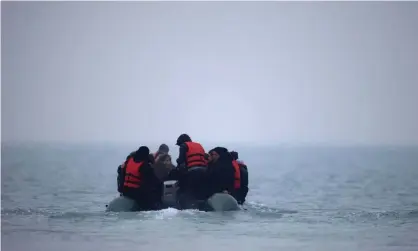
[2,143,418,251]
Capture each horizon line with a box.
[2,139,418,148]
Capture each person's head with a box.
[159,154,172,165]
[158,143,169,154]
[230,151,239,160]
[176,134,192,146]
[155,153,168,162]
[209,147,229,163]
[209,150,220,163]
[133,146,150,162]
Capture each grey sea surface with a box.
[2,143,418,251]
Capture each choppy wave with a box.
[3,204,417,225]
[3,145,418,251]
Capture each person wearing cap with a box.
[174,134,209,207]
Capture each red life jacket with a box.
[232,160,241,189]
[185,141,207,168]
[123,157,143,189]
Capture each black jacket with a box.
[176,143,189,166]
[239,163,248,189]
[207,159,235,194]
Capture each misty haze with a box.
[2,1,417,146]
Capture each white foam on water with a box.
[154,207,180,220]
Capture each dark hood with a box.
[210,147,232,162]
[133,146,150,162]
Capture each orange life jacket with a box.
[123,157,143,189]
[232,160,241,189]
[185,141,207,168]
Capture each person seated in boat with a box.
[207,147,239,198]
[152,143,170,162]
[153,153,175,182]
[230,151,246,168]
[119,146,162,210]
[230,151,249,205]
[175,134,209,206]
[117,151,136,194]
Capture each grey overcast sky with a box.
[1,1,418,145]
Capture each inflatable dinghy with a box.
[106,195,140,212]
[207,193,240,211]
[106,180,240,212]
